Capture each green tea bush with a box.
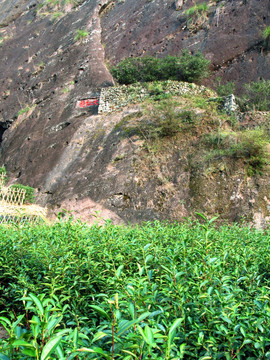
[0,293,85,359]
[158,55,182,80]
[0,218,270,359]
[111,51,210,85]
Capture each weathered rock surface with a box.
[0,0,269,225]
[101,0,270,92]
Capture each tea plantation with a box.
[0,217,269,359]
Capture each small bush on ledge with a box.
[122,99,199,140]
[262,26,270,50]
[204,129,269,175]
[243,79,270,111]
[74,29,89,42]
[111,50,210,85]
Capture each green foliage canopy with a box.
[0,219,270,358]
[111,51,210,85]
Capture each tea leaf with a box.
[0,355,10,360]
[28,293,44,316]
[12,340,35,348]
[40,335,62,360]
[92,331,107,342]
[116,264,124,278]
[89,305,110,320]
[144,325,156,346]
[117,312,150,337]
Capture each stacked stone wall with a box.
[98,81,215,114]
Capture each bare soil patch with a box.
[0,325,8,339]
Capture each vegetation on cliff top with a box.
[0,218,270,359]
[111,51,270,113]
[111,51,210,85]
[114,89,269,177]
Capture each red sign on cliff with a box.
[78,98,99,108]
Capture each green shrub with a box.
[74,29,88,42]
[178,109,198,124]
[204,129,269,174]
[0,166,7,177]
[243,79,270,111]
[158,55,181,80]
[0,167,8,186]
[141,99,183,139]
[141,102,198,139]
[117,101,198,140]
[112,58,136,84]
[111,56,164,85]
[51,10,64,20]
[215,78,236,96]
[10,184,35,204]
[178,49,210,83]
[111,52,210,85]
[135,56,164,82]
[184,2,209,19]
[111,57,141,85]
[262,26,270,40]
[0,293,85,359]
[146,81,164,96]
[262,26,270,49]
[184,2,209,31]
[17,105,32,117]
[232,129,269,174]
[145,81,172,101]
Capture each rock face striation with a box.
[101,0,270,90]
[0,0,269,226]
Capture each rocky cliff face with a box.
[0,0,269,225]
[101,0,269,91]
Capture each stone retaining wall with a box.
[98,81,215,114]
